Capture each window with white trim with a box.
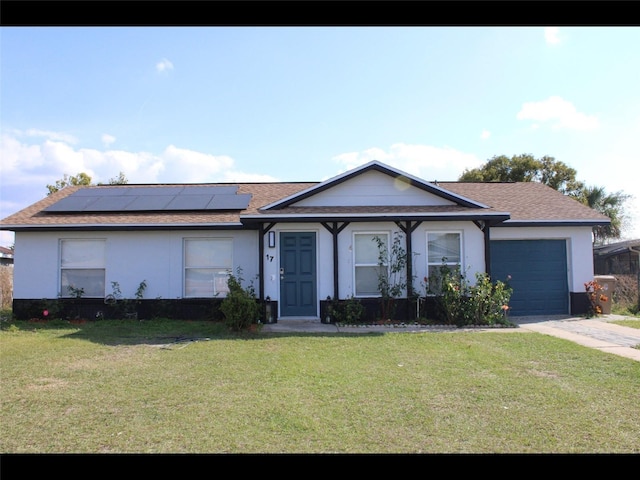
[60,239,106,298]
[426,232,462,295]
[184,238,233,298]
[354,232,388,297]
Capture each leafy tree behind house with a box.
[46,171,128,195]
[459,154,584,197]
[46,172,93,195]
[459,154,632,244]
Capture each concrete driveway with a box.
[515,314,640,361]
[262,314,640,362]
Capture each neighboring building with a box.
[0,160,610,321]
[0,246,14,266]
[593,239,640,275]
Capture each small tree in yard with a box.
[373,233,408,321]
[220,269,261,331]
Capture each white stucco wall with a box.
[13,223,596,314]
[13,230,258,300]
[489,225,595,292]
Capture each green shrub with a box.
[219,270,261,331]
[464,272,513,326]
[330,296,365,324]
[107,280,147,319]
[0,308,14,325]
[438,267,513,327]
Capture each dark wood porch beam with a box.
[396,221,422,298]
[321,222,349,299]
[258,224,265,301]
[484,223,491,278]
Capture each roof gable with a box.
[261,160,487,210]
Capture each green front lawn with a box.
[1,319,639,453]
[611,319,640,329]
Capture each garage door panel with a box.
[491,240,568,316]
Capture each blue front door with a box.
[280,232,317,317]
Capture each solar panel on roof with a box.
[122,187,185,196]
[165,195,213,210]
[72,187,129,196]
[182,186,238,195]
[43,185,251,213]
[44,195,100,212]
[207,194,252,210]
[124,195,175,211]
[86,196,136,211]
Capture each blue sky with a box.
[1,26,639,246]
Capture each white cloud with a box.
[156,58,174,73]
[517,96,599,130]
[162,145,235,182]
[332,143,482,182]
[0,131,285,247]
[544,27,561,45]
[0,133,45,178]
[102,134,116,147]
[481,130,491,140]
[24,128,78,144]
[222,171,280,182]
[0,131,279,193]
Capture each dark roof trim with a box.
[241,213,510,224]
[261,161,488,210]
[4,224,246,232]
[494,220,610,228]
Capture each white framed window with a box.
[353,232,388,297]
[184,238,233,298]
[426,231,462,295]
[60,239,106,298]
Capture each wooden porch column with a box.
[321,222,349,300]
[396,220,421,298]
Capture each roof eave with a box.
[1,222,245,232]
[494,220,610,228]
[241,212,511,223]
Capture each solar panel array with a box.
[44,186,252,212]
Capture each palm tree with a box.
[577,185,630,245]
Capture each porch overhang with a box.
[241,211,511,226]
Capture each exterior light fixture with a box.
[268,231,276,248]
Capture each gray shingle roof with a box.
[440,181,611,223]
[0,179,610,230]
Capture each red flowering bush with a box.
[585,280,608,317]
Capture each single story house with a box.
[593,239,640,275]
[0,246,14,267]
[0,160,610,322]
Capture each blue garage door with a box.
[490,240,568,316]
